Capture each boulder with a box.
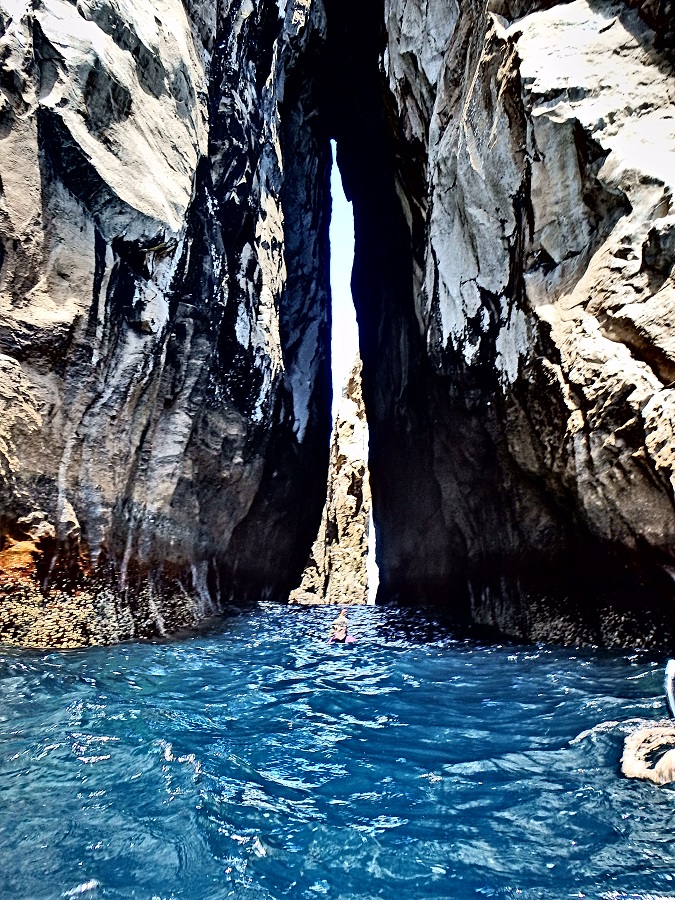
[622,724,675,785]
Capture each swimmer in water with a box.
[329,609,349,643]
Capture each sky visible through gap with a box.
[330,140,358,413]
[329,141,378,603]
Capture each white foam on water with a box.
[62,881,100,897]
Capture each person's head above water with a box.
[332,622,348,642]
[329,608,349,641]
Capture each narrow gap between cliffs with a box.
[320,0,462,610]
[329,140,379,605]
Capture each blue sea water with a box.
[1,603,674,900]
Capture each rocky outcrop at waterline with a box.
[622,724,675,786]
[1,0,675,648]
[289,357,371,607]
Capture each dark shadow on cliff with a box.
[317,0,470,615]
[224,23,333,604]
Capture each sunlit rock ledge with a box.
[622,724,675,785]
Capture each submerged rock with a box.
[622,725,675,785]
[290,357,371,606]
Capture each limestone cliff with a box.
[2,0,675,648]
[0,0,332,645]
[372,0,675,644]
[320,0,675,646]
[289,357,371,606]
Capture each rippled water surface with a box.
[1,604,675,900]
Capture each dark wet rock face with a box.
[370,0,675,645]
[1,0,674,647]
[318,0,675,646]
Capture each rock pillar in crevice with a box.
[289,356,371,606]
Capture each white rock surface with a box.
[622,724,675,785]
[289,357,371,607]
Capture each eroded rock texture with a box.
[1,0,674,648]
[289,357,371,606]
[0,0,332,645]
[322,0,675,645]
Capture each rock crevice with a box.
[290,357,371,607]
[1,0,675,647]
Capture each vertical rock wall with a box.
[0,0,332,645]
[360,0,675,644]
[320,0,460,615]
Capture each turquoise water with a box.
[1,604,674,900]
